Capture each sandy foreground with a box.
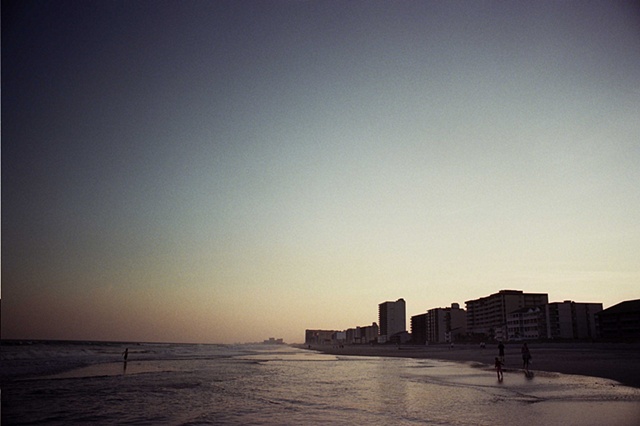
[300,342,640,388]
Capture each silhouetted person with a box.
[521,343,531,371]
[498,341,505,363]
[123,348,129,362]
[494,357,503,381]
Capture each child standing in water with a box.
[495,357,503,381]
[521,343,531,371]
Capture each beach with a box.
[4,341,640,425]
[303,342,640,389]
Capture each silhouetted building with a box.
[411,313,428,345]
[507,307,542,340]
[379,299,406,343]
[305,329,341,345]
[346,323,379,344]
[506,300,602,341]
[363,323,379,343]
[388,331,411,344]
[596,299,640,340]
[465,290,548,340]
[345,328,357,344]
[544,301,602,340]
[412,303,466,344]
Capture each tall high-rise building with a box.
[465,290,548,339]
[379,298,406,342]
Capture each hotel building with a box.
[305,329,340,345]
[378,298,406,343]
[507,301,602,341]
[545,301,602,339]
[411,303,466,344]
[345,323,379,344]
[596,299,640,339]
[465,290,548,340]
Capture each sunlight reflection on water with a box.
[4,344,639,425]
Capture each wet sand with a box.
[33,361,174,380]
[302,342,640,388]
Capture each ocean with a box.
[2,341,639,425]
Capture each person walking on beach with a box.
[521,343,531,371]
[122,348,129,362]
[498,341,505,363]
[494,357,504,381]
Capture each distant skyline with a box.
[3,1,639,344]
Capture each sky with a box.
[2,1,639,344]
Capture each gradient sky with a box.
[3,1,639,344]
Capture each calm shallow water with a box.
[2,341,639,425]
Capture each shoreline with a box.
[299,342,640,389]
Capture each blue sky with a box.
[3,1,639,343]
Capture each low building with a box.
[305,329,341,345]
[388,331,411,344]
[346,323,379,344]
[596,299,640,340]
